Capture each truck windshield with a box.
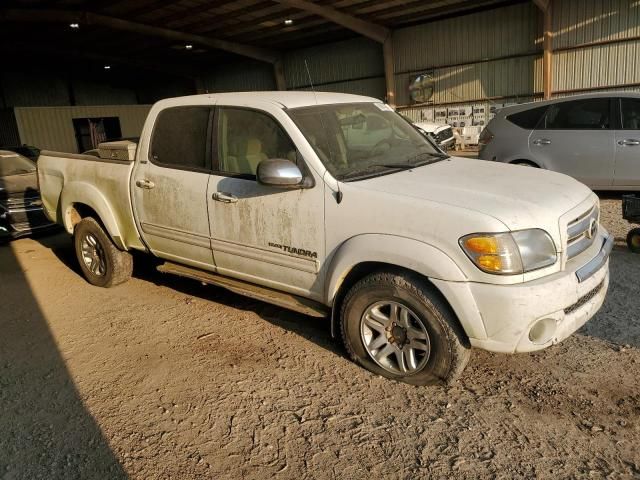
[288,102,446,181]
[0,152,36,177]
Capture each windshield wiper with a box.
[370,163,416,169]
[407,151,449,162]
[340,151,450,181]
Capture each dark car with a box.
[0,150,57,242]
[2,144,41,162]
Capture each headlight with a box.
[459,229,557,275]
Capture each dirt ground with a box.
[1,197,639,480]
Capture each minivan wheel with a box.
[340,271,471,386]
[512,160,538,167]
[74,217,133,288]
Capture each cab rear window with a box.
[507,106,548,129]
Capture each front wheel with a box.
[340,271,470,386]
[74,217,133,287]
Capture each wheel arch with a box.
[60,182,126,250]
[509,159,541,168]
[325,234,472,338]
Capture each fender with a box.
[325,234,488,341]
[325,234,468,304]
[60,181,126,250]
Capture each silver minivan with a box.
[478,93,640,190]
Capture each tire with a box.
[73,217,133,287]
[627,228,640,254]
[340,271,471,386]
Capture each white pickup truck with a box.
[38,92,613,386]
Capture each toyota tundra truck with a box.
[37,92,613,386]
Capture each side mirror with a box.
[257,159,307,188]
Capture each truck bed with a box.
[37,150,144,251]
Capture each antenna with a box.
[304,59,318,106]
[304,59,342,204]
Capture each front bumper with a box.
[439,136,455,150]
[433,231,612,354]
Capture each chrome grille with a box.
[564,280,604,315]
[435,127,453,144]
[566,204,599,259]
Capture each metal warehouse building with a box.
[1,0,639,152]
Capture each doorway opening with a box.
[72,117,122,153]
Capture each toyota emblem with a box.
[587,218,597,239]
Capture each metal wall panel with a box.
[72,79,138,106]
[0,108,20,146]
[1,72,70,107]
[137,78,195,104]
[553,40,640,92]
[553,0,640,49]
[14,105,151,153]
[201,60,276,92]
[392,2,540,74]
[395,54,543,106]
[296,77,386,99]
[284,37,383,89]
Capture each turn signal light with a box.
[477,254,503,272]
[464,236,498,255]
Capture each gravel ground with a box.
[1,196,639,479]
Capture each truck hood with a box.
[350,157,593,234]
[414,122,450,134]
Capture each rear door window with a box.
[542,98,612,130]
[507,106,548,129]
[620,98,640,130]
[150,106,211,171]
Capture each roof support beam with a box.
[533,0,550,11]
[273,0,389,43]
[0,8,280,64]
[382,37,395,106]
[273,0,395,105]
[534,0,553,99]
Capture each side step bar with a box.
[157,262,329,318]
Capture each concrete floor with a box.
[1,199,639,479]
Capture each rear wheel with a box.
[340,271,470,386]
[74,217,132,287]
[627,228,640,253]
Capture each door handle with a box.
[135,179,155,189]
[212,192,238,203]
[618,139,640,146]
[532,138,552,145]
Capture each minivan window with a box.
[507,106,548,129]
[542,98,611,130]
[150,106,211,170]
[621,98,640,130]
